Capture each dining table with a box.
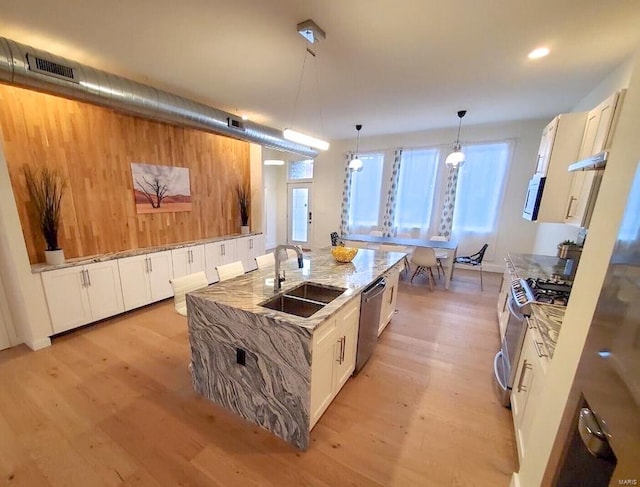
[343,234,459,289]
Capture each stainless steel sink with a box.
[259,282,347,318]
[260,295,325,318]
[285,282,346,304]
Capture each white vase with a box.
[241,225,250,234]
[45,249,65,265]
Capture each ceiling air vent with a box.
[26,53,78,83]
[227,116,246,131]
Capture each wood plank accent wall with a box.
[0,84,250,264]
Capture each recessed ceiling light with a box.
[528,47,550,60]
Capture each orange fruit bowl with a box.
[331,246,358,263]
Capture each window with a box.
[288,160,314,180]
[394,148,439,230]
[453,142,511,233]
[348,153,384,230]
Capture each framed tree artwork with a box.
[130,163,192,214]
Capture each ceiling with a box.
[3,1,640,141]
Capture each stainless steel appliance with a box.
[522,174,546,221]
[355,277,386,373]
[549,163,640,486]
[494,278,572,406]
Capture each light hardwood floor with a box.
[0,269,515,486]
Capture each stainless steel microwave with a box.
[522,174,546,221]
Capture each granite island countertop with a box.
[529,304,565,359]
[188,247,406,331]
[185,247,405,451]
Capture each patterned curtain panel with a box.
[381,148,402,237]
[438,164,459,239]
[339,152,354,237]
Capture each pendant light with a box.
[445,110,467,167]
[349,124,363,172]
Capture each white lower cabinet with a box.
[379,266,400,336]
[118,250,174,311]
[236,235,265,273]
[204,239,238,283]
[511,320,549,463]
[310,297,360,428]
[42,260,124,334]
[171,244,206,279]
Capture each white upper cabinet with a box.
[531,112,587,223]
[576,90,625,159]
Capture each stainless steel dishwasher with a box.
[355,277,386,373]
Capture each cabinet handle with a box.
[389,286,394,304]
[80,269,86,287]
[85,269,91,287]
[144,257,149,273]
[533,340,548,358]
[221,244,225,256]
[250,239,253,249]
[148,257,153,273]
[566,196,577,219]
[517,360,532,392]
[336,338,343,363]
[341,336,346,363]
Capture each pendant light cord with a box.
[289,46,310,130]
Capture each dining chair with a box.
[452,243,489,291]
[169,271,208,316]
[255,252,276,269]
[409,247,438,291]
[429,236,449,279]
[216,260,245,282]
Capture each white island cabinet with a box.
[41,260,124,334]
[118,250,174,311]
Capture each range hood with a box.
[0,36,319,158]
[568,151,608,172]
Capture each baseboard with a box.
[24,336,52,351]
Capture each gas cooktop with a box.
[527,278,573,306]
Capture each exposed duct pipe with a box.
[0,37,319,158]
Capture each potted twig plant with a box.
[236,184,250,234]
[24,166,67,265]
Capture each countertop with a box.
[507,253,571,359]
[508,252,572,281]
[31,232,262,274]
[529,304,565,359]
[188,247,406,332]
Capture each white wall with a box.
[0,136,53,350]
[515,46,640,487]
[311,119,546,272]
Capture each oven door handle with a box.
[494,350,507,390]
[507,295,524,320]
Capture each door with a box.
[287,182,313,248]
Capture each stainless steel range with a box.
[494,277,572,406]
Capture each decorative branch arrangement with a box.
[23,165,66,251]
[236,184,250,226]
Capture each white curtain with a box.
[451,141,513,257]
[381,148,402,237]
[339,152,354,237]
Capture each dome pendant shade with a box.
[349,124,364,172]
[445,110,467,167]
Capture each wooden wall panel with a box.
[0,84,250,264]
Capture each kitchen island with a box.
[186,247,405,450]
